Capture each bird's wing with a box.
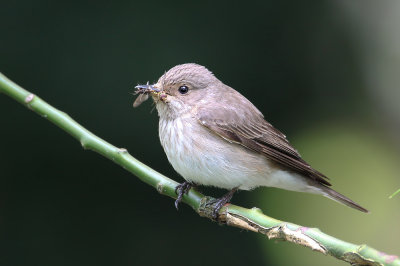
[195,91,331,186]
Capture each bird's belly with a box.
[159,117,275,190]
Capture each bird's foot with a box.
[174,181,194,210]
[207,187,238,220]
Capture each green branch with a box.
[0,72,398,266]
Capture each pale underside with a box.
[158,111,321,195]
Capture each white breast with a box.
[158,115,278,190]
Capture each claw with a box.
[207,187,238,219]
[174,181,194,210]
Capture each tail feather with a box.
[321,186,369,213]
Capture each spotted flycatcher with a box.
[134,63,368,217]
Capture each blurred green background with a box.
[1,1,400,265]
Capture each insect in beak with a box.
[133,82,168,107]
[135,82,160,94]
[133,82,160,108]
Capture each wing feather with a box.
[195,90,330,186]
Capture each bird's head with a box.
[135,63,221,119]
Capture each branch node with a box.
[198,196,220,220]
[156,182,165,194]
[342,250,382,266]
[250,207,263,214]
[118,148,128,153]
[224,212,258,232]
[265,223,327,254]
[341,245,399,266]
[24,93,35,103]
[80,140,88,150]
[222,212,328,255]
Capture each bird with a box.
[134,63,368,217]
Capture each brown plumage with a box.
[135,63,368,213]
[195,91,331,186]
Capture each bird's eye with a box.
[178,85,189,94]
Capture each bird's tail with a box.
[319,186,369,213]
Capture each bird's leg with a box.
[208,187,239,219]
[174,181,195,210]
